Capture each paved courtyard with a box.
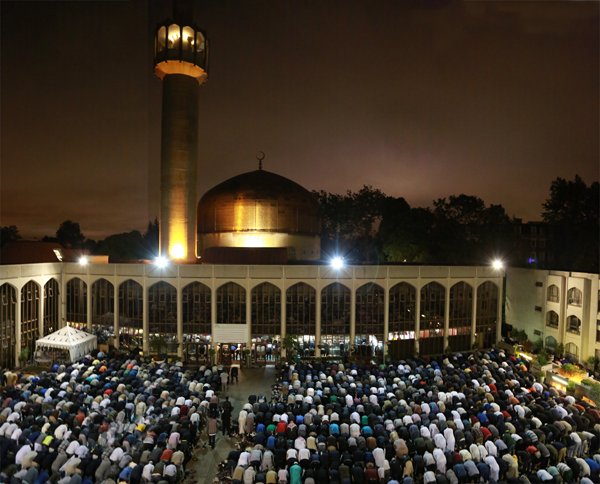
[185,365,277,483]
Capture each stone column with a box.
[86,280,92,332]
[39,282,45,338]
[315,286,322,358]
[177,283,183,358]
[142,282,149,355]
[113,283,119,349]
[383,283,390,363]
[15,288,21,368]
[350,284,356,352]
[471,283,478,348]
[414,286,421,356]
[444,284,450,351]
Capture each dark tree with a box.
[314,186,388,262]
[142,218,159,258]
[542,175,599,273]
[379,206,434,263]
[95,231,146,261]
[56,220,85,248]
[432,195,512,265]
[0,225,21,247]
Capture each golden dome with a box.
[197,169,320,235]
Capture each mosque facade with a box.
[1,7,598,371]
[0,262,503,369]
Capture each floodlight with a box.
[330,256,345,270]
[154,256,169,268]
[78,256,88,266]
[492,259,504,271]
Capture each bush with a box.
[510,329,528,344]
[533,339,544,354]
[560,363,584,377]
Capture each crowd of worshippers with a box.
[225,351,600,484]
[0,355,231,484]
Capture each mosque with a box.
[0,6,598,370]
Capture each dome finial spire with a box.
[257,151,265,170]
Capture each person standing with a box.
[230,365,239,384]
[221,396,233,437]
[221,368,229,391]
[207,414,218,449]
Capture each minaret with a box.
[154,3,208,261]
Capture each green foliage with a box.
[532,338,544,354]
[581,379,600,407]
[586,356,600,370]
[567,381,576,394]
[537,353,549,366]
[555,343,565,359]
[510,329,528,344]
[560,363,583,377]
[19,346,30,362]
[282,334,300,361]
[0,225,21,247]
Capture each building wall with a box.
[506,267,600,362]
[0,262,503,368]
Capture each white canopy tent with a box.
[35,326,97,363]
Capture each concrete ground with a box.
[184,365,278,483]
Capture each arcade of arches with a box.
[0,276,500,368]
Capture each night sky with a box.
[1,1,598,240]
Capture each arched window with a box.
[119,280,143,337]
[216,282,246,324]
[389,282,416,339]
[92,279,114,330]
[420,282,445,336]
[419,282,445,355]
[0,284,16,368]
[476,281,499,349]
[355,283,384,341]
[21,281,40,360]
[547,285,559,303]
[567,315,581,334]
[182,282,211,336]
[148,282,177,353]
[286,283,315,353]
[286,283,315,334]
[546,310,559,328]
[567,287,582,306]
[321,283,350,335]
[321,283,350,356]
[66,278,87,328]
[565,342,578,359]
[449,282,473,351]
[545,335,558,349]
[43,279,60,336]
[251,283,281,337]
